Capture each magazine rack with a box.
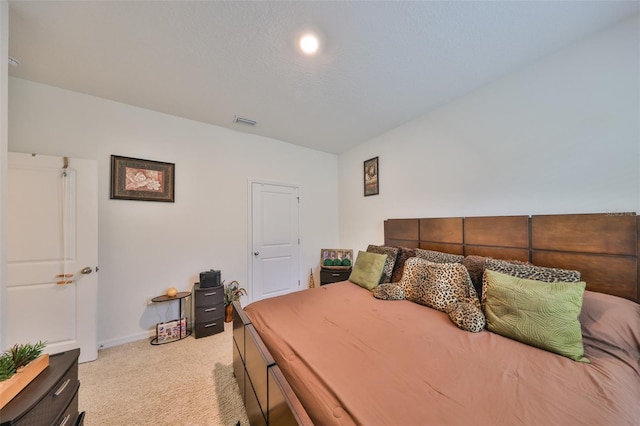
[150,291,191,345]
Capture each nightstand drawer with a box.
[194,319,224,338]
[320,268,351,285]
[194,285,224,306]
[194,302,224,323]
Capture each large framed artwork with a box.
[110,155,175,202]
[364,156,379,196]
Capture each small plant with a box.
[0,355,16,382]
[0,341,46,382]
[0,341,47,382]
[224,280,247,306]
[9,341,47,370]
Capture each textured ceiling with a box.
[7,1,639,154]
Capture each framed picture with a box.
[110,155,175,202]
[320,248,354,268]
[364,156,379,196]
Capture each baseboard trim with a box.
[98,330,154,350]
[98,321,197,350]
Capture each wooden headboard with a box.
[384,213,639,303]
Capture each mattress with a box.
[244,281,640,425]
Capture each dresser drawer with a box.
[17,376,78,426]
[194,302,224,323]
[53,387,79,426]
[194,284,224,307]
[0,349,80,426]
[194,318,224,338]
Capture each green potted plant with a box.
[0,341,47,409]
[224,280,247,322]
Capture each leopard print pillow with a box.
[446,301,486,333]
[399,257,480,313]
[372,283,405,300]
[415,248,463,264]
[367,245,399,284]
[461,255,488,299]
[390,247,416,283]
[485,258,580,283]
[482,258,581,307]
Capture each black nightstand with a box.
[193,282,224,338]
[320,268,351,285]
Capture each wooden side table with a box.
[150,291,191,345]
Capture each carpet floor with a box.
[78,322,249,426]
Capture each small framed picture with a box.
[320,248,354,268]
[110,155,175,202]
[364,156,379,196]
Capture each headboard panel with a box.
[383,219,419,248]
[464,216,529,261]
[384,213,639,303]
[531,214,636,255]
[419,218,463,254]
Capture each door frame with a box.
[247,179,301,304]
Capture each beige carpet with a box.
[79,322,249,426]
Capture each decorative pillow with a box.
[461,255,487,299]
[367,245,399,284]
[445,301,486,333]
[372,283,405,300]
[482,258,581,306]
[348,251,387,290]
[579,290,640,362]
[390,247,416,283]
[485,258,580,282]
[399,257,480,312]
[415,248,463,264]
[483,269,589,363]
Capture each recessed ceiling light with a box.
[299,34,319,55]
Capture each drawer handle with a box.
[204,322,217,328]
[204,292,217,296]
[331,273,340,277]
[58,414,71,426]
[204,307,217,312]
[54,378,70,396]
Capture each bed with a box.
[232,213,640,425]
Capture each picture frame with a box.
[320,248,354,269]
[110,155,175,202]
[364,156,379,196]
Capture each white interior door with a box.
[250,182,300,302]
[6,153,98,363]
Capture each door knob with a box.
[254,251,259,256]
[81,267,93,275]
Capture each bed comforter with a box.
[244,281,640,425]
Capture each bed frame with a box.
[233,212,639,425]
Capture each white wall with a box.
[8,78,339,347]
[339,15,640,252]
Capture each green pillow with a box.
[483,270,589,363]
[349,251,387,290]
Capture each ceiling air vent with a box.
[233,116,257,126]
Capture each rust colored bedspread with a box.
[244,281,640,425]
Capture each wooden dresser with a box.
[0,348,83,426]
[193,282,224,338]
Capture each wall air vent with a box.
[233,116,257,126]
